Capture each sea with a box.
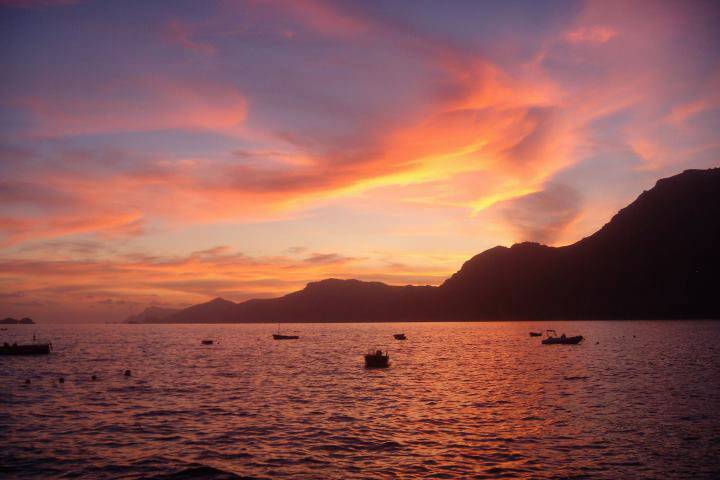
[2,321,719,479]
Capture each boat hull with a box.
[272,334,299,340]
[364,354,390,368]
[0,343,51,355]
[542,335,584,345]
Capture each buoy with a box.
[24,379,31,385]
[58,377,65,383]
[124,369,131,377]
[91,375,97,381]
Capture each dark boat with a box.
[272,324,299,340]
[364,349,390,368]
[541,329,584,345]
[201,339,214,345]
[0,342,51,355]
[272,334,300,340]
[393,333,406,340]
[529,332,542,337]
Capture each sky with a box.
[1,0,719,322]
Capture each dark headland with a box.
[128,168,720,323]
[1,317,35,324]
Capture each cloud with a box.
[564,26,617,44]
[0,210,144,247]
[17,76,247,138]
[497,184,583,245]
[238,0,371,39]
[2,0,573,247]
[0,291,25,299]
[302,252,357,265]
[163,19,217,55]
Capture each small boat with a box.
[272,334,300,340]
[272,324,299,340]
[364,349,390,368]
[393,333,406,340]
[0,342,51,355]
[529,332,542,337]
[201,339,214,345]
[541,329,583,345]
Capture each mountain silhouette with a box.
[163,297,236,323]
[124,306,180,324]
[132,168,720,323]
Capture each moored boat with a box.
[393,333,406,340]
[541,329,583,345]
[0,342,51,355]
[364,349,390,368]
[272,324,300,340]
[272,334,300,340]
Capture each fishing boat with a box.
[393,333,407,340]
[364,349,390,368]
[272,324,299,340]
[541,329,583,345]
[529,332,542,337]
[0,342,51,355]
[201,339,214,345]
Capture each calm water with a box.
[2,321,720,479]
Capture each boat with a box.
[364,349,390,368]
[529,332,542,337]
[0,342,51,355]
[272,325,299,340]
[393,333,407,340]
[541,329,584,345]
[272,334,300,340]
[201,339,214,345]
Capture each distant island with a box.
[1,317,35,324]
[126,168,720,324]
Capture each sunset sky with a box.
[1,0,719,322]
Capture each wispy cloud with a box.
[564,26,617,44]
[163,19,217,55]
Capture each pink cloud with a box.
[564,26,617,44]
[246,0,370,38]
[19,76,246,138]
